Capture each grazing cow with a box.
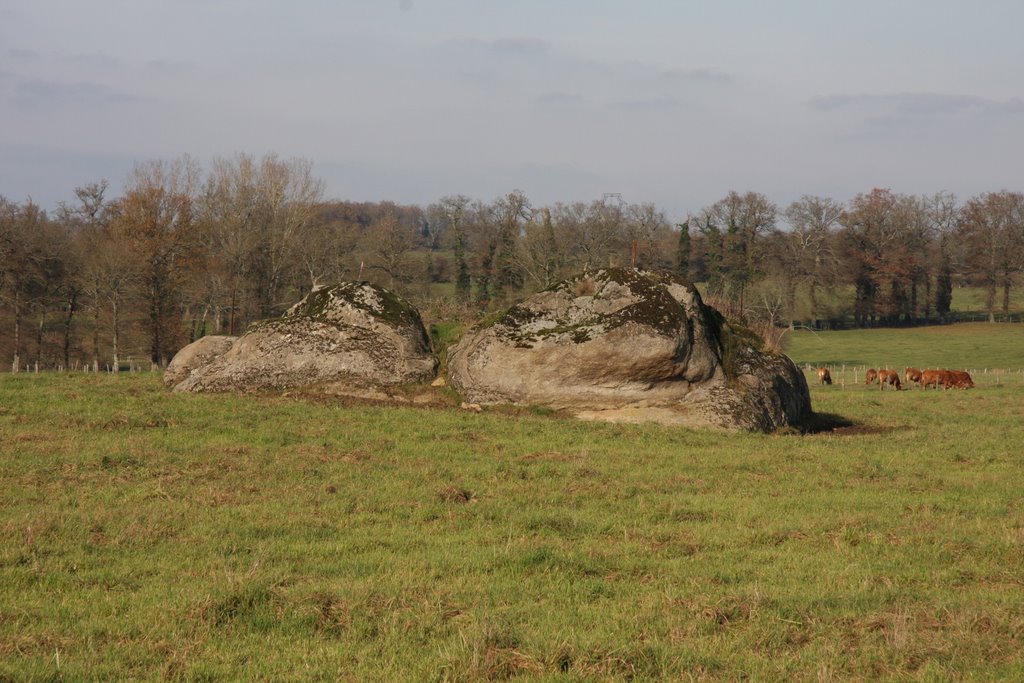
[904,367,922,385]
[943,369,975,389]
[877,369,902,390]
[920,369,943,389]
[817,367,833,385]
[865,368,878,385]
[920,369,974,389]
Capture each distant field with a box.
[785,323,1024,381]
[950,286,1024,317]
[2,338,1024,680]
[775,284,1024,326]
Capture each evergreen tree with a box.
[675,220,690,278]
[935,260,953,320]
[454,229,471,302]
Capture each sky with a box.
[2,0,1023,221]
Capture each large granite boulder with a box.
[168,282,437,393]
[447,268,811,431]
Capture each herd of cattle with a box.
[815,366,975,390]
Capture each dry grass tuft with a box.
[437,485,474,504]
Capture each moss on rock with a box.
[287,282,426,330]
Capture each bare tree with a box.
[923,192,960,321]
[366,212,414,290]
[0,199,64,371]
[294,212,359,291]
[960,191,1024,322]
[839,189,918,326]
[517,207,567,290]
[781,195,842,328]
[702,191,777,311]
[577,200,624,271]
[623,202,671,269]
[202,153,326,323]
[251,155,325,316]
[58,181,111,369]
[109,156,201,365]
[429,195,473,302]
[491,190,531,303]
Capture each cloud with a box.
[147,59,194,75]
[661,67,733,85]
[444,36,551,58]
[609,97,682,111]
[4,48,123,69]
[809,92,1024,117]
[535,91,586,106]
[62,52,122,70]
[6,48,39,60]
[489,37,550,56]
[431,37,734,117]
[10,80,148,108]
[0,144,136,209]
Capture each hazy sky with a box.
[2,1,1023,220]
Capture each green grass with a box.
[2,327,1024,680]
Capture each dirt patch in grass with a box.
[829,424,898,437]
[340,449,372,464]
[486,404,571,419]
[437,486,474,504]
[518,451,580,463]
[268,385,457,410]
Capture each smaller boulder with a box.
[163,335,236,388]
[168,282,437,393]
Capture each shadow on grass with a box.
[795,411,892,436]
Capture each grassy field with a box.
[786,322,1024,379]
[766,284,1024,327]
[2,325,1024,680]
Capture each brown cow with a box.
[865,368,878,385]
[943,369,975,389]
[920,369,943,389]
[877,369,902,390]
[817,367,833,385]
[904,367,922,385]
[920,369,975,389]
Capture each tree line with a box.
[2,153,1023,371]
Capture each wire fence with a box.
[6,356,156,374]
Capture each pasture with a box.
[2,324,1024,680]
